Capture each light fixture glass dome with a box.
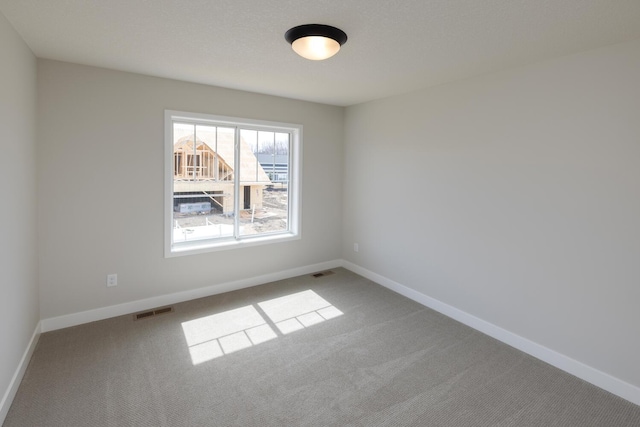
[285,24,347,61]
[291,36,341,60]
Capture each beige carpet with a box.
[4,268,640,426]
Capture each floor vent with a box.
[133,306,174,321]
[312,270,335,278]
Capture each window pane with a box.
[239,130,290,236]
[172,123,235,243]
[166,110,300,255]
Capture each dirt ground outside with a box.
[174,186,289,235]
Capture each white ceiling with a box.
[2,0,640,106]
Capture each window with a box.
[165,111,301,256]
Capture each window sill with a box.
[165,232,300,258]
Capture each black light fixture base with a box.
[285,24,348,46]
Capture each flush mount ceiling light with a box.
[285,24,347,61]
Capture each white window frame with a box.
[164,110,302,257]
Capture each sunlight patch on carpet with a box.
[182,290,343,365]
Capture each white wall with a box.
[343,39,640,389]
[0,11,39,421]
[37,60,344,320]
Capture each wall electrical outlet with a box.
[106,274,118,287]
[354,243,359,253]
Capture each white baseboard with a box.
[0,322,41,425]
[341,260,640,406]
[41,259,342,333]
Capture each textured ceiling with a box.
[1,0,640,106]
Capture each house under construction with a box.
[173,132,271,215]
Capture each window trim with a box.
[164,110,302,257]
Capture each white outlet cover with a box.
[106,274,118,287]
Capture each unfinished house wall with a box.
[173,134,269,214]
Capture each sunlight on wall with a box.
[181,290,343,365]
